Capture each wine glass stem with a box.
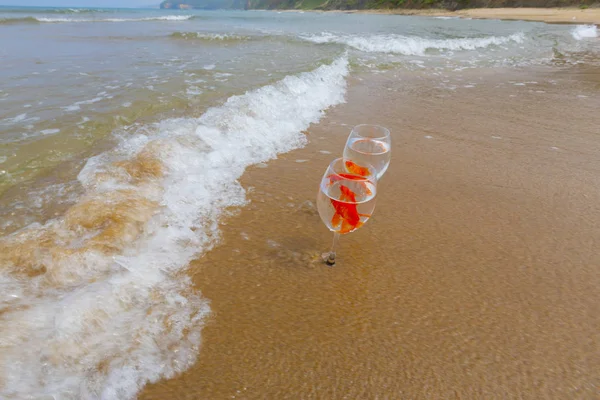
[326,232,340,265]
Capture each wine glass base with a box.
[322,252,336,266]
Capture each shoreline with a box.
[408,7,600,25]
[3,8,600,398]
[283,7,600,25]
[140,65,600,399]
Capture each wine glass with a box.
[343,124,391,180]
[316,158,377,265]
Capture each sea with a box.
[0,6,598,399]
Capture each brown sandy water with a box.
[139,66,600,399]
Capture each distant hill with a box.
[160,0,597,10]
[160,0,247,9]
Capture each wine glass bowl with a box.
[343,124,391,180]
[316,124,390,266]
[317,158,377,235]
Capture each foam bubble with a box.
[64,104,81,112]
[0,56,349,399]
[170,32,250,41]
[186,87,204,97]
[300,32,525,55]
[0,113,28,125]
[35,15,194,23]
[63,97,104,112]
[40,129,61,135]
[571,25,598,40]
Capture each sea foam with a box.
[35,15,194,23]
[0,56,348,400]
[571,25,598,40]
[300,32,525,55]
[170,32,251,41]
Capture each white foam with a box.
[0,113,40,126]
[198,33,246,40]
[186,87,204,97]
[40,128,60,135]
[63,97,104,112]
[571,25,598,40]
[300,32,525,55]
[64,104,81,112]
[0,113,27,125]
[0,56,349,399]
[174,32,250,41]
[35,15,193,23]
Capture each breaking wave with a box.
[300,32,526,55]
[0,15,195,24]
[170,32,252,42]
[0,56,349,400]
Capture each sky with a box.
[0,0,157,7]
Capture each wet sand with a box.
[331,7,600,25]
[448,7,600,25]
[140,66,600,398]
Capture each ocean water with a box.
[0,6,598,399]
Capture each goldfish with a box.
[327,172,367,185]
[345,160,371,177]
[327,171,373,197]
[330,184,370,234]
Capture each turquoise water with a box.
[0,7,598,399]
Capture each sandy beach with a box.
[2,8,599,398]
[452,7,600,24]
[139,64,600,398]
[333,7,600,25]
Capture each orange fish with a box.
[345,160,371,177]
[327,171,373,197]
[327,172,367,185]
[330,184,370,234]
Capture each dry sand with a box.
[327,7,600,25]
[140,64,600,398]
[451,7,600,24]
